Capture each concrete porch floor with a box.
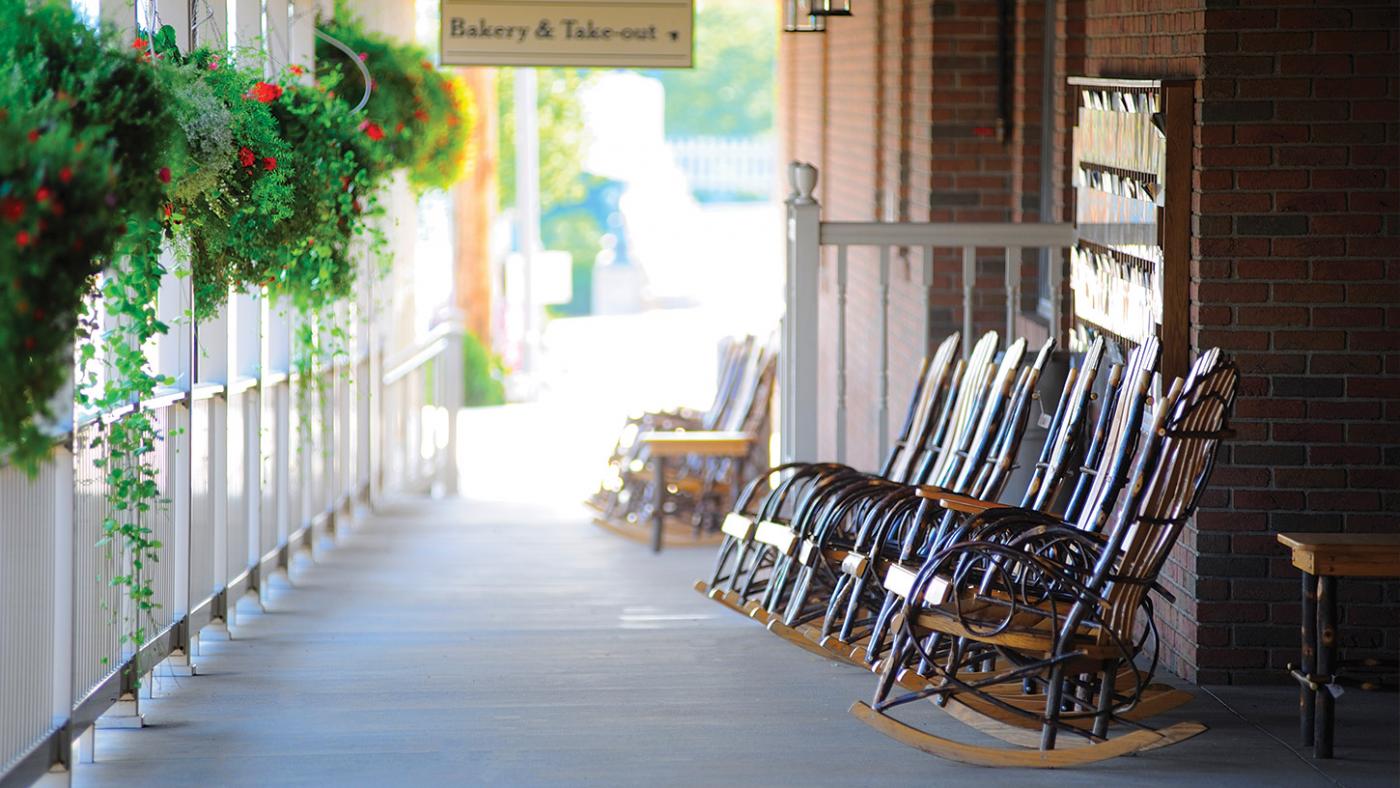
[71,494,1397,787]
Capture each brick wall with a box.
[778,0,1399,683]
[1190,1,1400,684]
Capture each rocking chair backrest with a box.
[955,337,1051,498]
[702,336,755,430]
[944,338,1028,494]
[1020,336,1106,510]
[920,332,1005,489]
[886,334,963,484]
[1067,336,1162,532]
[1095,349,1237,643]
[724,345,779,435]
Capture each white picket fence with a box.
[667,136,777,200]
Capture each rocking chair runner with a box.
[854,348,1238,767]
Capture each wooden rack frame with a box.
[1068,77,1191,380]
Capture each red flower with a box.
[132,37,147,50]
[163,203,172,219]
[358,52,368,61]
[15,230,31,247]
[263,157,277,171]
[289,64,305,76]
[34,187,51,204]
[207,57,220,70]
[26,129,39,143]
[359,120,385,141]
[158,167,171,184]
[239,147,256,168]
[395,122,405,134]
[246,81,283,103]
[58,167,72,184]
[413,109,429,123]
[0,198,22,222]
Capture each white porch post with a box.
[783,162,821,463]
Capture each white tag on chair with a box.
[798,539,819,566]
[754,520,798,556]
[882,564,950,606]
[721,513,756,541]
[840,551,869,577]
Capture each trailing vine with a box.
[82,218,173,659]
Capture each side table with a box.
[1276,532,1400,759]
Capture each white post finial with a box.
[792,162,819,205]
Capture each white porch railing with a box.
[0,308,461,787]
[0,0,464,783]
[781,162,1076,465]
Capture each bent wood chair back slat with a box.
[1093,349,1238,645]
[885,334,963,484]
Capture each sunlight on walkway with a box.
[461,307,747,505]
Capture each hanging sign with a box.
[440,1,694,68]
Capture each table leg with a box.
[1300,570,1316,747]
[651,457,666,554]
[1314,574,1337,759]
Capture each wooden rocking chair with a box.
[595,342,777,551]
[845,335,1162,673]
[695,331,976,621]
[757,336,1048,661]
[852,348,1238,767]
[793,336,1116,668]
[588,336,753,514]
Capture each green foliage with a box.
[266,77,388,313]
[159,46,297,319]
[410,67,476,193]
[652,0,777,137]
[462,330,506,407]
[542,208,601,317]
[0,0,478,680]
[0,0,171,473]
[318,13,475,193]
[497,68,593,211]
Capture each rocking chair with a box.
[853,348,1237,767]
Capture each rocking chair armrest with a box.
[639,430,757,458]
[934,492,1011,515]
[914,484,947,500]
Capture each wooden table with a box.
[639,431,754,553]
[1276,533,1400,759]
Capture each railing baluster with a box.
[922,246,934,358]
[836,244,848,465]
[878,245,891,463]
[1005,246,1022,343]
[962,245,976,356]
